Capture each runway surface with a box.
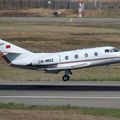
[0,17,120,25]
[0,81,120,108]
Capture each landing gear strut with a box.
[62,70,72,81]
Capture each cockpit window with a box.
[105,49,109,53]
[105,48,120,53]
[112,48,120,52]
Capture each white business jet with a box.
[0,39,120,81]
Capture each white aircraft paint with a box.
[0,39,120,81]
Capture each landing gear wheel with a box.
[62,75,70,81]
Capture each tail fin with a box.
[0,39,33,64]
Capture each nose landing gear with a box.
[62,70,72,81]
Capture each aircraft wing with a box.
[45,62,90,71]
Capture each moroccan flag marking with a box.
[6,44,11,49]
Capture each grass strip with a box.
[0,103,120,118]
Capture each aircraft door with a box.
[58,54,61,62]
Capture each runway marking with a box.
[0,96,120,99]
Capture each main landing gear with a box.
[62,70,72,81]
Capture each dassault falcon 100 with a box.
[0,39,120,81]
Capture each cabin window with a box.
[65,56,69,60]
[94,52,98,56]
[85,53,88,57]
[75,54,79,59]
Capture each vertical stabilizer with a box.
[0,39,33,64]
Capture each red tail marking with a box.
[6,44,11,49]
